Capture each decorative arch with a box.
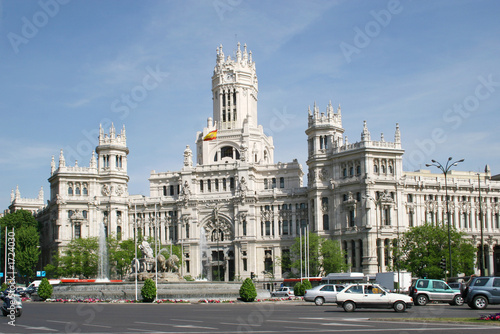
[212,143,241,162]
[201,213,234,242]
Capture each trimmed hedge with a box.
[141,278,157,302]
[239,278,257,302]
[38,278,53,300]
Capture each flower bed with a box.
[43,298,189,303]
[198,299,234,303]
[479,312,500,321]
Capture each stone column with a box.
[355,240,361,272]
[379,239,386,272]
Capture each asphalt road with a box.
[1,301,499,334]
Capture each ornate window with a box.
[265,221,271,236]
[349,210,355,227]
[323,214,329,230]
[75,224,81,239]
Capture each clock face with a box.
[225,72,234,82]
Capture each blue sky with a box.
[1,0,499,210]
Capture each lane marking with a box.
[82,323,112,328]
[16,325,58,331]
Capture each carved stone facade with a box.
[9,43,500,279]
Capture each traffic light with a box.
[440,258,446,270]
[250,272,255,279]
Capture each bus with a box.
[283,277,323,288]
[321,272,369,284]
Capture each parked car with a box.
[271,287,294,297]
[447,282,463,290]
[304,284,345,306]
[336,283,413,312]
[409,279,463,306]
[462,276,500,310]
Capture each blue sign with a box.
[42,271,46,277]
[36,271,41,277]
[0,273,3,278]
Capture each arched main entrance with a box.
[200,213,235,281]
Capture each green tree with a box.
[290,233,349,277]
[108,237,136,279]
[0,210,41,283]
[37,277,53,300]
[141,278,156,302]
[14,225,41,281]
[290,232,321,276]
[320,239,350,274]
[56,237,99,278]
[399,222,476,279]
[239,278,257,302]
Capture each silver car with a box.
[304,284,345,306]
[271,287,294,297]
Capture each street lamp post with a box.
[363,194,382,273]
[477,173,485,276]
[426,157,464,279]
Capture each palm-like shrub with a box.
[293,280,312,296]
[141,278,156,302]
[37,278,53,300]
[302,279,312,291]
[239,278,257,302]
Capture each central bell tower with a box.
[196,43,274,166]
[211,42,258,129]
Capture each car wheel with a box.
[314,297,325,306]
[1,309,7,317]
[16,308,22,317]
[416,294,428,306]
[343,301,356,312]
[453,295,464,306]
[472,296,488,310]
[393,301,406,313]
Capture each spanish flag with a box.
[203,130,217,141]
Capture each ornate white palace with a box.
[9,43,500,279]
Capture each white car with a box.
[336,283,413,312]
[304,284,345,306]
[271,287,294,297]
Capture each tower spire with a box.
[59,149,66,167]
[361,120,371,142]
[51,155,56,174]
[394,123,401,144]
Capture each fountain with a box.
[96,221,110,282]
[198,227,209,280]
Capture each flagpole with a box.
[299,227,302,282]
[154,203,158,301]
[4,226,7,284]
[134,203,138,301]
